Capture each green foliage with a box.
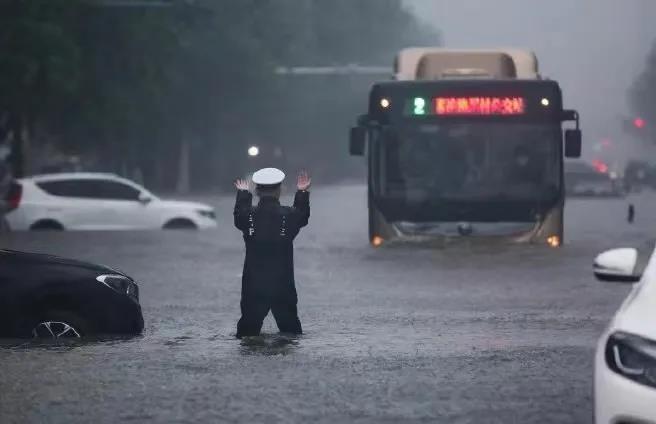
[630,41,656,140]
[0,0,83,121]
[0,0,438,187]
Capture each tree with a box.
[0,0,84,176]
[246,0,440,183]
[629,40,656,142]
[0,0,438,189]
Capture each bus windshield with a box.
[378,122,561,203]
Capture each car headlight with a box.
[196,209,216,220]
[97,274,139,302]
[605,331,656,388]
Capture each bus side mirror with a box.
[562,110,578,122]
[350,126,366,156]
[357,114,371,127]
[565,129,582,158]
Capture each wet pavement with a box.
[0,185,653,423]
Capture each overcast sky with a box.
[403,0,656,150]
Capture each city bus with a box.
[349,79,582,247]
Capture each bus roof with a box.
[372,78,559,92]
[395,48,540,80]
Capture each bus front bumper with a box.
[372,207,563,248]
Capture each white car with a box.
[6,173,217,231]
[593,245,656,423]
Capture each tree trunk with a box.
[21,118,31,176]
[176,138,190,194]
[8,114,26,178]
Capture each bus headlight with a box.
[547,235,560,248]
[372,236,384,247]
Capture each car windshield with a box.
[378,122,560,202]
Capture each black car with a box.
[0,250,144,338]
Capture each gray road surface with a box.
[0,185,653,423]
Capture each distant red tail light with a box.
[6,182,22,211]
[591,159,609,174]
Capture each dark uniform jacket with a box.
[233,190,310,299]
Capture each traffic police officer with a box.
[233,168,311,338]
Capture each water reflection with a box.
[239,333,301,356]
[0,334,142,351]
[162,335,194,347]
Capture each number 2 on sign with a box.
[414,97,426,115]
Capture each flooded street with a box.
[0,185,652,423]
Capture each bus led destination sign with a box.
[407,96,527,116]
[435,96,525,116]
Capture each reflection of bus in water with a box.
[349,79,582,247]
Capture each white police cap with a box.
[252,168,285,186]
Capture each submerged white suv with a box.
[6,173,217,231]
[593,244,656,423]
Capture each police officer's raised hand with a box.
[234,179,250,191]
[297,171,311,191]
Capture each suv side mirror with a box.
[565,129,582,158]
[138,193,152,205]
[350,126,366,156]
[593,248,641,283]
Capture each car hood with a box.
[611,277,656,341]
[0,249,124,276]
[158,199,214,211]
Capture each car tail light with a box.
[6,182,22,212]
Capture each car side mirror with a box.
[350,126,366,156]
[138,193,152,205]
[565,129,582,158]
[593,248,641,283]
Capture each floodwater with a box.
[1,185,652,423]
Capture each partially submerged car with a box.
[0,250,143,338]
[6,173,217,231]
[593,244,656,423]
[624,160,656,192]
[565,161,623,198]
